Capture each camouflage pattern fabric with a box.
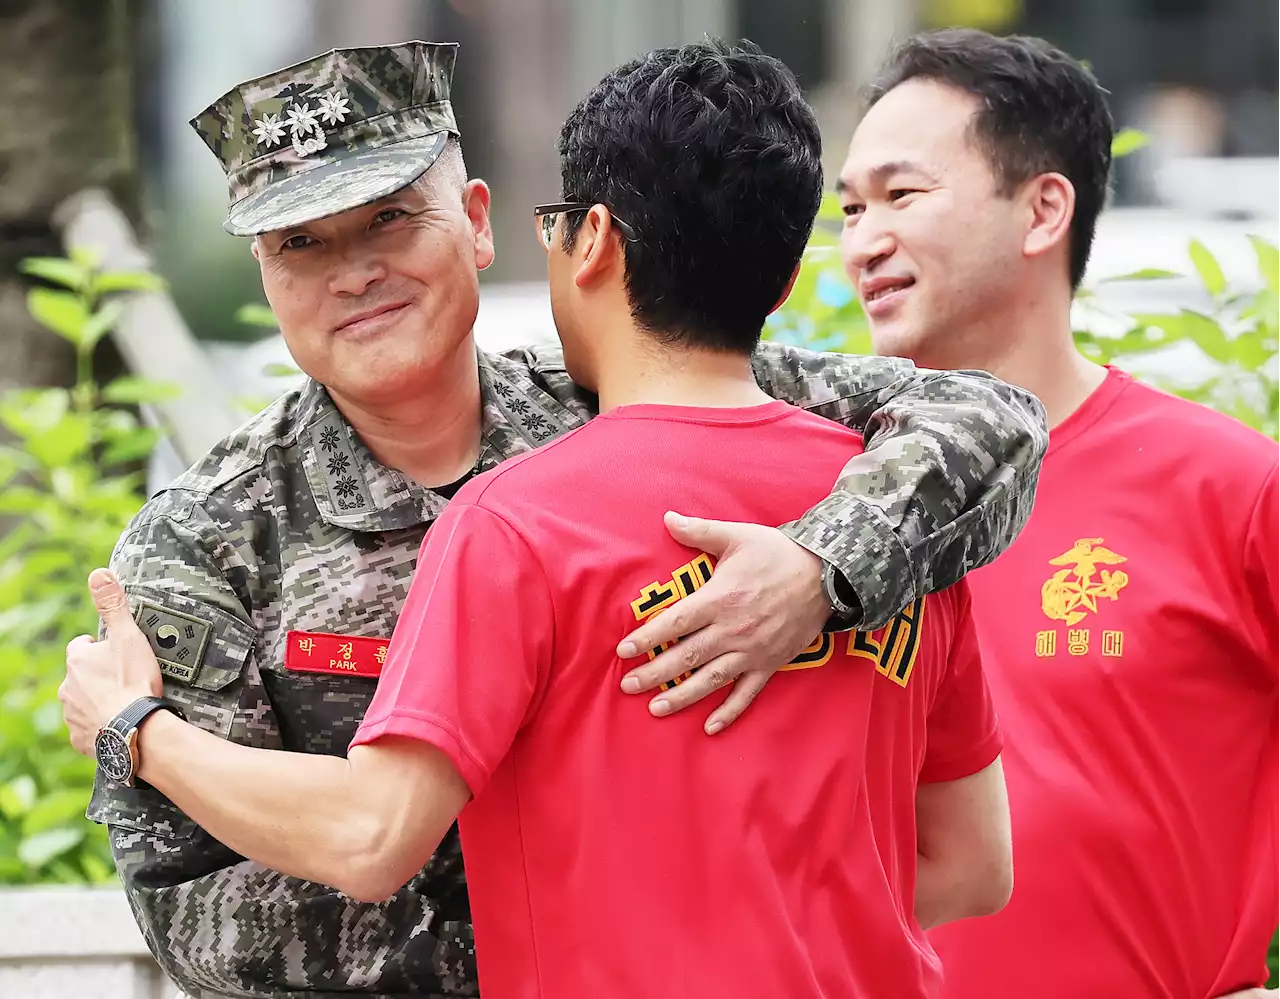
[88,342,1047,998]
[190,41,459,235]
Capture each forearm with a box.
[915,852,981,930]
[762,350,1048,628]
[136,711,375,894]
[914,761,1012,930]
[915,845,1015,930]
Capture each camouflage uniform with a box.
[87,41,1049,999]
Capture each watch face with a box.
[95,728,133,784]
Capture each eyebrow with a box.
[835,159,938,195]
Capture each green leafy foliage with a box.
[1110,127,1150,158]
[225,303,298,414]
[1072,236,1280,438]
[234,302,280,328]
[765,199,868,355]
[0,256,171,885]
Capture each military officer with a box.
[88,40,1046,999]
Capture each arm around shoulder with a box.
[752,342,1049,628]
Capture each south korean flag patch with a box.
[133,602,213,684]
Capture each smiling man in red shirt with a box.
[60,39,1016,999]
[836,28,1278,999]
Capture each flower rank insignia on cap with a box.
[190,40,460,236]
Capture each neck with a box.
[593,322,772,413]
[986,330,1108,431]
[931,284,1106,430]
[327,340,482,488]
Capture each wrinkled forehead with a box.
[843,79,982,178]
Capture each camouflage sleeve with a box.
[88,492,264,846]
[88,496,477,998]
[750,341,1048,629]
[85,494,280,996]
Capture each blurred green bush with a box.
[0,253,171,883]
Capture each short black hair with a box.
[870,29,1114,289]
[557,38,823,353]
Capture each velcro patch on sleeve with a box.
[134,602,214,684]
[285,630,389,678]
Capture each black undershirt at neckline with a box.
[432,470,474,500]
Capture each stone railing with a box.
[0,888,177,999]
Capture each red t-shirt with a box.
[930,369,1279,998]
[352,401,1001,999]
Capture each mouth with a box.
[335,302,411,336]
[861,277,915,304]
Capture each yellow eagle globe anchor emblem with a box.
[1041,538,1129,626]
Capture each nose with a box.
[841,214,896,279]
[327,248,388,297]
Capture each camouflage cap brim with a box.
[223,131,449,236]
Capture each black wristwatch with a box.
[821,561,863,629]
[94,696,184,787]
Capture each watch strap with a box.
[108,695,184,736]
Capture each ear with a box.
[463,179,495,271]
[768,261,803,315]
[573,205,624,289]
[251,238,261,261]
[1023,172,1074,262]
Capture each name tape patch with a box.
[285,630,389,678]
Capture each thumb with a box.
[664,510,737,556]
[88,569,135,636]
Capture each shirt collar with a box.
[299,349,586,532]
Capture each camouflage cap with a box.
[190,41,460,236]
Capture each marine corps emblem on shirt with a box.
[1035,538,1129,660]
[1041,538,1129,625]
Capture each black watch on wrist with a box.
[821,561,862,629]
[93,696,184,787]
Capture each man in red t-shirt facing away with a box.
[54,41,1014,999]
[835,28,1279,999]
